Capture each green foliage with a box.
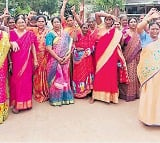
[92,0,125,12]
[2,0,59,16]
[0,0,125,17]
[68,0,80,8]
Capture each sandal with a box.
[12,108,19,114]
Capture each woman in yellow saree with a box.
[0,29,10,123]
[137,10,160,125]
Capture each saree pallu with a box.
[64,26,80,38]
[119,33,141,101]
[137,39,160,126]
[9,30,36,110]
[0,61,9,124]
[33,28,49,102]
[0,31,10,123]
[46,31,74,106]
[93,28,128,103]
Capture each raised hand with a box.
[150,10,160,19]
[63,0,68,4]
[148,8,157,16]
[71,5,76,13]
[80,3,84,12]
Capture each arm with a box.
[45,33,63,63]
[137,8,160,34]
[46,45,63,63]
[60,0,68,23]
[71,6,83,27]
[0,9,10,26]
[95,12,115,25]
[79,2,84,23]
[31,44,38,67]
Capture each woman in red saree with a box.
[0,29,10,123]
[91,12,129,104]
[9,17,38,113]
[32,15,49,103]
[72,23,95,98]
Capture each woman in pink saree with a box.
[9,17,38,113]
[0,29,10,123]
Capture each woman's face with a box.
[149,24,160,39]
[104,17,113,28]
[128,18,137,29]
[16,18,26,30]
[121,16,128,27]
[81,23,89,35]
[88,18,96,29]
[8,18,15,30]
[37,17,46,29]
[114,21,121,30]
[66,17,74,27]
[52,18,61,30]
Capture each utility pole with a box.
[82,0,84,23]
[6,0,8,11]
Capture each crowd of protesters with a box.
[0,0,160,126]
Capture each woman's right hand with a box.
[11,42,20,52]
[57,57,64,63]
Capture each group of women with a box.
[0,4,160,127]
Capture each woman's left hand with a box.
[85,48,91,57]
[34,60,39,68]
[61,56,69,64]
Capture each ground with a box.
[0,98,160,143]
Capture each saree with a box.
[9,30,36,110]
[32,28,49,103]
[137,39,160,125]
[46,30,74,106]
[93,28,129,103]
[119,33,141,101]
[0,31,10,123]
[72,31,95,98]
[64,26,79,38]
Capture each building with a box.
[125,0,160,16]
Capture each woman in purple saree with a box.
[119,18,141,101]
[46,17,74,106]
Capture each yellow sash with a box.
[0,31,10,68]
[96,29,122,73]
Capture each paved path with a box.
[0,98,160,143]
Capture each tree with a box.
[6,0,59,16]
[92,0,125,12]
